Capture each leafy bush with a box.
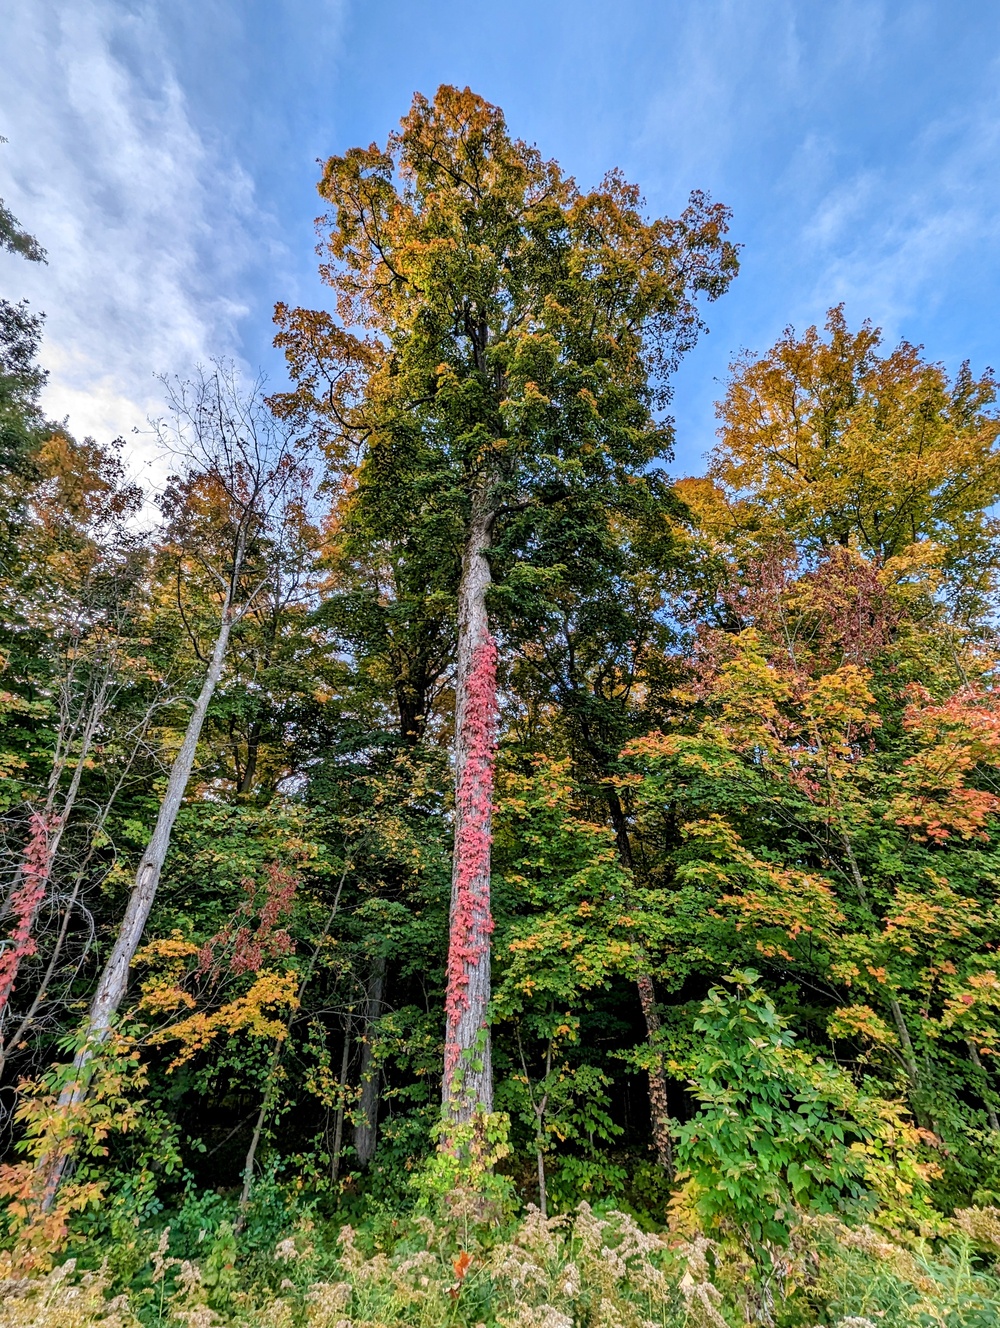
[673,973,931,1259]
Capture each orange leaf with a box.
[453,1250,472,1281]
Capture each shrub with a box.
[672,972,931,1261]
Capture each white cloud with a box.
[0,1,259,484]
[799,80,1000,337]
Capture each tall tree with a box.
[687,306,1000,626]
[274,85,738,1124]
[39,367,306,1204]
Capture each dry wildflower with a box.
[274,1237,299,1262]
[304,1280,352,1326]
[175,1259,203,1292]
[150,1227,175,1285]
[606,1211,669,1297]
[0,1257,140,1328]
[491,1242,549,1294]
[393,1248,440,1285]
[676,1236,728,1328]
[836,1224,899,1260]
[443,1181,507,1227]
[172,1310,221,1328]
[598,1242,628,1283]
[165,1258,218,1328]
[515,1205,566,1262]
[953,1205,1000,1253]
[258,1300,295,1328]
[558,1260,580,1298]
[356,1251,391,1283]
[335,1224,364,1273]
[498,1305,573,1328]
[572,1204,622,1296]
[828,1221,936,1294]
[678,1271,728,1328]
[572,1202,610,1264]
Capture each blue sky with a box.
[3,1,1000,481]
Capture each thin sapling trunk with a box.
[606,792,676,1177]
[329,1017,352,1185]
[235,866,348,1219]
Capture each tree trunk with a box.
[83,610,233,1041]
[237,723,261,796]
[235,872,349,1218]
[442,507,498,1124]
[606,787,633,870]
[353,957,386,1166]
[39,607,234,1208]
[603,786,675,1177]
[889,995,920,1089]
[330,1015,352,1183]
[636,970,675,1178]
[967,1040,1000,1132]
[237,1064,274,1222]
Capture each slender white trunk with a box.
[442,507,497,1123]
[85,609,234,1041]
[39,606,235,1207]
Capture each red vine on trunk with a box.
[0,812,56,1016]
[444,635,498,1086]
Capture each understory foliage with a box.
[6,1203,1000,1327]
[5,89,1000,1324]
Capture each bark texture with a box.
[40,609,234,1208]
[443,508,498,1122]
[636,970,675,1177]
[353,957,386,1166]
[85,611,233,1041]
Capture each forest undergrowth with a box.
[7,1199,1000,1327]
